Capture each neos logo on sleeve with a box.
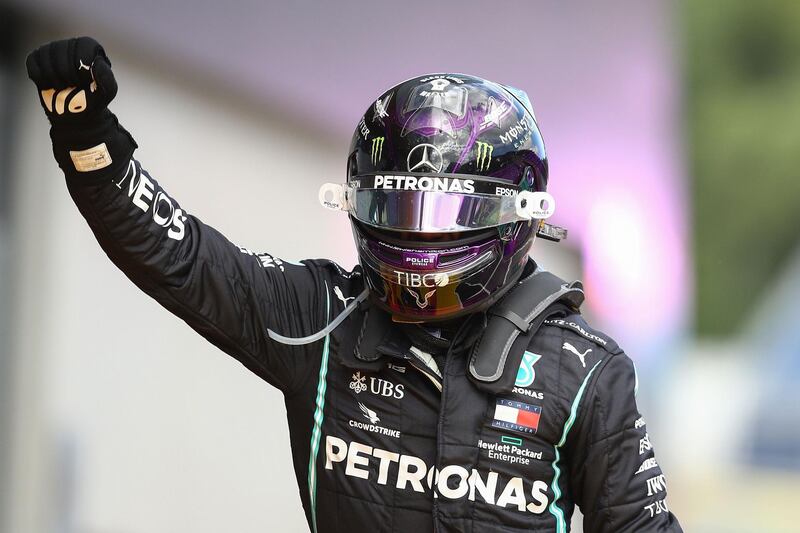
[113,161,187,241]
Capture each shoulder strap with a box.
[468,268,584,383]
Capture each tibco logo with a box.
[325,436,549,514]
[395,271,449,288]
[114,161,186,241]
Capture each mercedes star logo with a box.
[407,144,444,173]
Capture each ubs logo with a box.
[350,372,405,400]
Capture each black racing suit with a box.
[62,155,682,532]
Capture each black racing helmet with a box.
[322,74,559,321]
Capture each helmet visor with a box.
[346,173,523,233]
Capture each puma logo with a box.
[407,287,436,309]
[562,342,591,368]
[334,286,354,306]
[77,59,98,93]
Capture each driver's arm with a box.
[569,354,683,532]
[26,37,348,394]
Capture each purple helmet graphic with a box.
[323,73,555,321]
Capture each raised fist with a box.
[26,37,117,124]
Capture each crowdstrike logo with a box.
[324,436,550,514]
[349,402,401,438]
[359,402,380,424]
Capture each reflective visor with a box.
[347,173,522,233]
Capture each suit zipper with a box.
[407,359,443,392]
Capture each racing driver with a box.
[26,37,682,532]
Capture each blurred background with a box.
[0,0,797,531]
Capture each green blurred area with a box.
[685,0,800,337]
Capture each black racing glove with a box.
[26,36,137,181]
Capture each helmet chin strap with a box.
[390,315,426,324]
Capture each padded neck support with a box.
[469,268,584,384]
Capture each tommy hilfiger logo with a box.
[491,398,542,435]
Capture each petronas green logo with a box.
[476,141,493,171]
[371,137,385,165]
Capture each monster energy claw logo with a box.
[476,141,493,171]
[371,137,385,165]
